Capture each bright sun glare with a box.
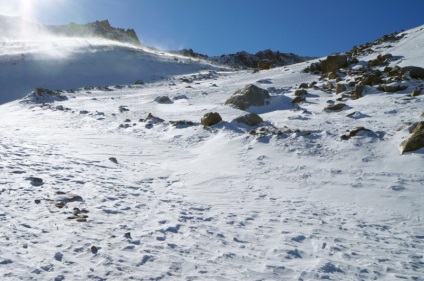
[1,0,73,23]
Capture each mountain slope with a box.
[0,21,423,280]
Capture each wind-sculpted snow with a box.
[0,22,424,280]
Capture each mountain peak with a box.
[48,20,141,46]
[0,15,141,46]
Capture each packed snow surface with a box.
[0,24,424,280]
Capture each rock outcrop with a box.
[205,49,314,69]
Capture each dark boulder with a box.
[154,96,172,104]
[401,122,424,154]
[412,89,422,97]
[320,55,348,73]
[294,89,308,96]
[225,84,270,110]
[291,96,306,104]
[324,103,346,111]
[402,66,424,79]
[201,112,222,126]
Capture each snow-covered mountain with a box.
[0,18,424,281]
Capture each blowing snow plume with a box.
[0,15,143,61]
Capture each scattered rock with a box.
[320,262,344,274]
[361,73,383,86]
[134,80,144,85]
[55,202,66,208]
[29,177,43,186]
[378,83,408,92]
[291,235,306,243]
[368,53,393,67]
[124,232,132,239]
[401,121,424,154]
[327,72,338,80]
[225,84,270,110]
[109,157,118,164]
[90,246,98,254]
[324,103,346,111]
[169,120,195,127]
[119,106,130,113]
[412,88,422,97]
[341,127,372,140]
[298,83,309,89]
[294,89,308,96]
[291,96,306,104]
[173,94,188,100]
[326,82,334,90]
[402,66,424,79]
[234,113,263,126]
[54,252,63,262]
[201,112,222,127]
[353,85,365,98]
[349,127,371,137]
[286,249,302,259]
[154,96,172,104]
[140,113,164,123]
[335,83,347,94]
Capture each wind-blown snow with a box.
[0,23,423,281]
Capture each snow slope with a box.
[0,23,423,281]
[0,36,222,105]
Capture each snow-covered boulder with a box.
[234,113,263,126]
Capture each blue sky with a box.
[2,0,424,57]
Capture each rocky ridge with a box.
[175,48,314,70]
[46,20,141,46]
